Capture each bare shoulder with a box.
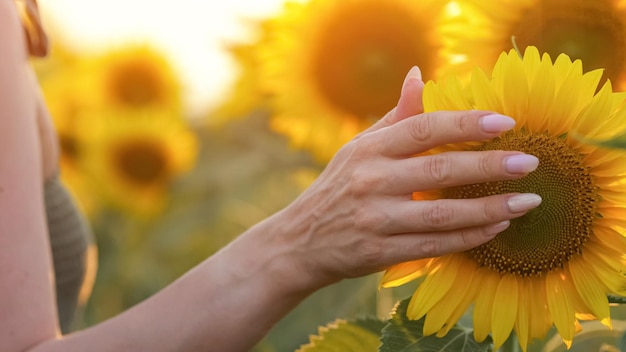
[0,0,25,58]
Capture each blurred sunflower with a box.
[34,44,98,214]
[443,0,626,90]
[81,113,198,216]
[381,47,626,351]
[260,0,449,162]
[210,20,273,123]
[77,45,182,113]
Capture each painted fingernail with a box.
[402,66,422,91]
[484,220,510,236]
[505,154,539,174]
[480,114,516,133]
[507,193,542,213]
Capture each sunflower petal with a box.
[380,258,433,288]
[472,268,500,342]
[546,270,577,342]
[569,259,611,328]
[407,255,463,319]
[491,274,519,349]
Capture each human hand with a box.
[279,67,541,289]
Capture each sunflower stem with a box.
[499,333,521,352]
[511,35,522,58]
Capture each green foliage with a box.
[608,295,626,304]
[297,317,386,352]
[572,133,626,150]
[379,297,492,352]
[297,297,494,352]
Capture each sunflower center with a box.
[509,0,626,85]
[311,3,433,119]
[108,62,165,107]
[113,141,169,186]
[442,130,599,277]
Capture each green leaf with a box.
[380,297,493,352]
[296,317,386,352]
[608,295,626,304]
[572,133,626,149]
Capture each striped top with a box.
[44,175,96,334]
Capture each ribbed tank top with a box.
[44,175,96,334]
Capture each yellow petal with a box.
[515,279,530,352]
[500,51,529,121]
[546,270,577,342]
[424,260,478,336]
[574,81,614,136]
[491,274,519,350]
[472,268,501,342]
[380,258,433,288]
[528,54,556,132]
[568,259,611,328]
[528,278,553,341]
[437,262,482,337]
[470,66,503,112]
[443,76,473,110]
[407,254,463,319]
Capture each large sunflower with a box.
[261,0,449,163]
[441,0,626,91]
[381,47,626,351]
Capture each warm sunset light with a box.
[37,0,298,116]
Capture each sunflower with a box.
[441,0,626,91]
[76,44,182,113]
[210,19,273,124]
[80,113,198,216]
[260,0,450,163]
[34,44,99,214]
[380,47,626,351]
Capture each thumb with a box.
[364,66,424,134]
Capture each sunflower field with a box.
[34,0,626,351]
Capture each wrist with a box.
[222,206,335,301]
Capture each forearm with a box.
[31,209,319,352]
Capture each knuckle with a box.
[353,206,388,232]
[425,154,452,185]
[343,134,376,160]
[354,238,384,263]
[481,197,502,221]
[348,168,382,197]
[460,227,481,248]
[477,152,497,178]
[454,112,476,138]
[416,238,441,258]
[408,115,433,143]
[422,201,453,228]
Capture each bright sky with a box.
[37,0,295,117]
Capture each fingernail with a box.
[402,66,422,91]
[507,193,542,213]
[505,154,539,174]
[484,220,510,236]
[480,114,516,133]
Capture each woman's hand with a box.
[274,68,540,290]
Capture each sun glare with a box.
[37,0,299,117]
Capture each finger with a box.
[381,220,511,264]
[363,66,424,134]
[394,67,424,122]
[383,193,542,234]
[384,150,539,194]
[374,110,516,157]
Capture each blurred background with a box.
[35,1,416,351]
[31,0,626,350]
